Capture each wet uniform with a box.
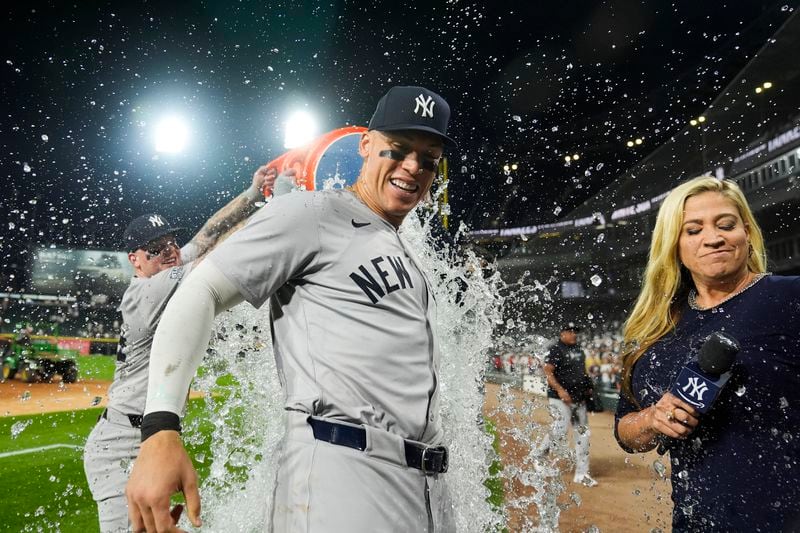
[83,243,197,533]
[203,189,453,532]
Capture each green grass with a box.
[483,419,508,532]
[0,398,506,532]
[0,409,102,532]
[75,355,116,381]
[0,401,213,533]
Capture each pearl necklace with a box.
[688,272,770,311]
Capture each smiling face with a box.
[678,191,750,287]
[128,234,182,278]
[353,130,444,227]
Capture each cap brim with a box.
[128,226,186,251]
[373,124,458,149]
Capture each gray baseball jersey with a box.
[208,189,451,531]
[209,190,442,444]
[83,243,197,533]
[106,242,197,415]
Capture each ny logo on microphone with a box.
[414,94,435,118]
[681,376,710,401]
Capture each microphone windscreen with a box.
[698,332,740,375]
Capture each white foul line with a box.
[0,443,83,459]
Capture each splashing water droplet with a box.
[11,420,32,438]
[590,274,603,286]
[653,459,667,479]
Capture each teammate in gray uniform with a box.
[83,165,284,532]
[125,86,459,532]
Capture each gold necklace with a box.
[688,272,770,311]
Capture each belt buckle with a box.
[421,445,448,474]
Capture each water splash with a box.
[182,179,561,531]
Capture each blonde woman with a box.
[614,176,800,531]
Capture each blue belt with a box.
[307,417,449,474]
[100,408,143,428]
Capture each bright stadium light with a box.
[154,116,190,153]
[284,110,318,149]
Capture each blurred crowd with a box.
[489,326,623,393]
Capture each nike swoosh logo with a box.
[351,219,371,228]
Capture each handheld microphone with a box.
[657,331,740,455]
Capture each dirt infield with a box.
[1,379,673,532]
[0,378,111,417]
[483,383,673,532]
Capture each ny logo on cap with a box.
[414,94,435,118]
[148,215,165,227]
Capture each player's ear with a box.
[127,252,139,268]
[358,131,373,159]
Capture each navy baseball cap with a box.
[368,86,458,149]
[123,214,185,252]
[561,322,581,332]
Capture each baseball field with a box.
[0,357,671,532]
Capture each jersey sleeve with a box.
[206,191,321,309]
[180,241,200,263]
[544,344,559,366]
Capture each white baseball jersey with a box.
[208,189,443,445]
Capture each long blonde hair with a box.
[620,176,767,402]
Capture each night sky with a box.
[1,0,796,289]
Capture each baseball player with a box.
[125,86,458,532]
[83,165,286,533]
[541,323,598,487]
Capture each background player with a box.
[83,165,285,532]
[542,322,598,487]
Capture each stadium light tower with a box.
[284,110,318,149]
[153,116,190,153]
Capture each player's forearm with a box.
[616,407,658,452]
[190,186,262,256]
[144,260,244,418]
